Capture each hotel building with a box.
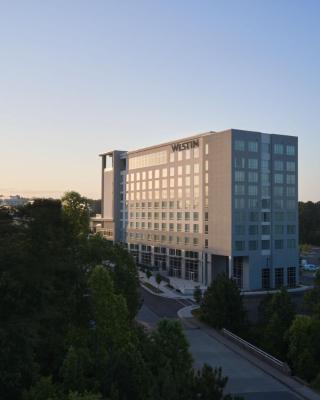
[93,129,299,291]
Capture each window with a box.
[275,268,284,288]
[235,184,245,195]
[194,147,199,158]
[274,186,283,197]
[205,225,208,234]
[249,225,259,235]
[287,199,296,210]
[169,223,174,231]
[250,212,259,222]
[194,163,199,173]
[235,225,245,235]
[193,212,199,221]
[286,161,296,172]
[248,159,258,169]
[274,199,284,209]
[275,212,284,221]
[204,212,208,221]
[274,144,284,155]
[205,143,209,155]
[274,174,283,184]
[235,241,245,251]
[235,170,245,182]
[275,239,284,249]
[262,240,270,250]
[248,185,258,196]
[287,225,296,234]
[287,174,295,185]
[235,140,245,151]
[248,141,258,152]
[235,211,246,223]
[262,225,270,235]
[262,212,270,222]
[287,239,296,249]
[235,157,245,168]
[193,224,199,233]
[249,240,258,250]
[262,269,270,289]
[274,225,284,234]
[286,145,295,156]
[287,211,296,221]
[248,198,258,208]
[261,173,270,184]
[248,171,258,183]
[262,160,270,171]
[274,160,283,171]
[185,165,191,174]
[287,267,296,288]
[170,152,174,162]
[287,187,296,197]
[261,199,270,209]
[235,198,245,209]
[262,186,270,197]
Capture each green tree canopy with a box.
[200,274,246,334]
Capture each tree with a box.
[62,191,90,237]
[146,319,193,400]
[260,288,295,359]
[191,364,242,400]
[287,315,320,382]
[193,286,202,304]
[155,273,162,288]
[200,274,246,334]
[146,270,152,280]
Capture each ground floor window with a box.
[154,254,167,270]
[287,267,296,288]
[185,259,199,281]
[169,257,182,278]
[261,268,270,289]
[275,267,284,288]
[233,257,243,289]
[141,253,151,267]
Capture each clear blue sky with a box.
[1,0,319,200]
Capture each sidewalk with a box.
[139,271,195,299]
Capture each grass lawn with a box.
[142,281,163,294]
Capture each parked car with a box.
[302,264,320,272]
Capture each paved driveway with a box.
[137,286,309,400]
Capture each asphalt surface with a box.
[137,286,306,400]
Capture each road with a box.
[137,286,307,400]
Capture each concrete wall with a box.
[207,130,232,255]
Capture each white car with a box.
[303,264,319,272]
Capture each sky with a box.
[0,0,319,200]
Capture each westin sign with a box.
[171,139,199,152]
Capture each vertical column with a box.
[181,250,186,279]
[228,256,233,279]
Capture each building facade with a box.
[94,129,299,291]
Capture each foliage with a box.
[62,191,90,237]
[299,201,320,245]
[200,274,246,334]
[191,364,243,400]
[287,315,320,382]
[0,194,238,400]
[155,273,162,286]
[259,288,295,360]
[193,286,203,304]
[146,270,152,280]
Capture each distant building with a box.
[93,129,299,291]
